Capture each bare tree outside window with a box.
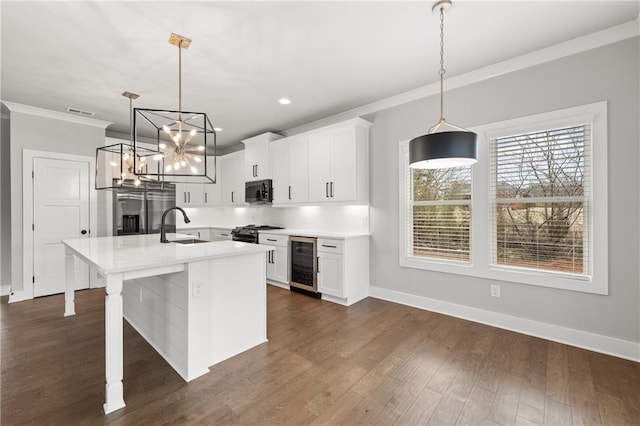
[492,125,589,274]
[411,166,471,261]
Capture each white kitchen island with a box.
[62,234,273,414]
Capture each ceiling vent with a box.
[66,107,95,117]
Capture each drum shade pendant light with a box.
[133,33,216,184]
[409,0,477,169]
[95,92,159,190]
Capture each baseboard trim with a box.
[369,286,640,363]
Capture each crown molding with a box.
[1,101,113,129]
[285,17,640,136]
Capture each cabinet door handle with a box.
[317,256,320,273]
[231,191,234,203]
[271,250,275,263]
[330,182,334,197]
[205,192,208,203]
[325,182,329,198]
[184,192,187,203]
[322,244,337,248]
[288,186,292,200]
[188,192,191,203]
[255,164,259,177]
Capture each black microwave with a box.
[245,179,273,204]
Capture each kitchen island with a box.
[62,234,273,414]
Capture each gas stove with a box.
[231,225,284,244]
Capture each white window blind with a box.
[490,124,591,277]
[407,162,472,262]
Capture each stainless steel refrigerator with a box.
[113,182,176,235]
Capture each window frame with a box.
[399,101,608,294]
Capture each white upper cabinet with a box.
[242,132,283,181]
[176,156,220,206]
[220,151,246,205]
[306,118,370,203]
[203,156,221,205]
[271,135,309,204]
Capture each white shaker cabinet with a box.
[242,132,282,181]
[317,236,369,306]
[259,233,289,285]
[307,118,370,203]
[220,151,245,205]
[203,156,221,205]
[175,157,220,206]
[271,136,309,204]
[209,228,232,241]
[175,181,204,206]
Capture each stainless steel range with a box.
[231,225,284,244]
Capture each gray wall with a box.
[1,105,10,290]
[369,38,639,343]
[7,108,108,294]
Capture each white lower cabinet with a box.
[210,228,232,241]
[260,233,289,285]
[317,236,369,306]
[317,251,343,297]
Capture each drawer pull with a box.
[322,244,337,248]
[266,238,277,242]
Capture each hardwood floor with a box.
[2,286,639,425]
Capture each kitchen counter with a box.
[62,234,266,274]
[257,228,370,240]
[62,234,272,415]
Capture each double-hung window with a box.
[490,124,590,277]
[399,102,607,294]
[406,166,471,262]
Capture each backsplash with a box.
[182,205,369,234]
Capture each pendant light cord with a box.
[129,96,133,146]
[178,40,183,123]
[438,5,446,122]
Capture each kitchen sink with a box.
[172,239,209,245]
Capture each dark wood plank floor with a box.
[2,286,639,425]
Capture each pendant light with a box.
[133,33,216,184]
[409,0,477,169]
[95,92,159,190]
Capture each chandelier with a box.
[133,33,216,184]
[96,92,160,190]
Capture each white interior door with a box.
[33,157,90,297]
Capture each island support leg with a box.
[64,247,75,316]
[104,273,126,414]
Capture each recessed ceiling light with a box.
[278,98,291,105]
[214,127,222,132]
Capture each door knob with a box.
[81,229,88,235]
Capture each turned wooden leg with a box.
[64,247,76,317]
[103,273,126,414]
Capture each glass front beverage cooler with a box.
[289,236,318,293]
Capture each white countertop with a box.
[177,225,237,231]
[62,234,272,275]
[256,229,370,240]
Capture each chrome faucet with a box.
[160,206,191,243]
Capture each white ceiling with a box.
[1,1,638,149]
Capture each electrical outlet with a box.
[192,281,203,298]
[490,284,501,298]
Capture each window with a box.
[490,124,590,277]
[399,102,608,294]
[408,166,471,262]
